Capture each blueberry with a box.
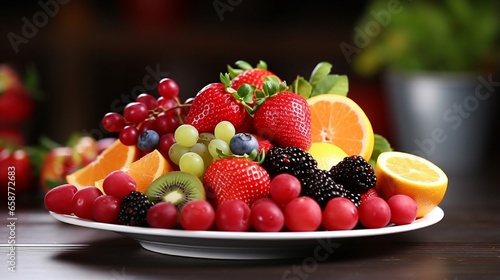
[137,130,160,152]
[229,133,259,155]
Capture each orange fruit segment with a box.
[66,140,138,189]
[375,151,448,218]
[307,94,374,161]
[95,149,174,193]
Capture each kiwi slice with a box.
[145,171,205,211]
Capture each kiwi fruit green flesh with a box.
[145,171,205,211]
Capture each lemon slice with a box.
[375,151,448,218]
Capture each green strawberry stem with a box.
[215,147,266,164]
[230,76,289,116]
[227,60,268,79]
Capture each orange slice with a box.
[307,94,374,161]
[375,151,448,218]
[95,149,174,193]
[66,140,138,189]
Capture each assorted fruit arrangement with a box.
[44,60,448,232]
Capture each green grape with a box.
[198,132,216,146]
[174,124,199,148]
[168,143,190,165]
[179,152,205,177]
[214,121,235,144]
[208,139,231,159]
[189,143,213,168]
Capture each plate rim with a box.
[49,206,444,241]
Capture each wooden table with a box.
[2,173,500,280]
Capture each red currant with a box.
[102,170,137,201]
[158,78,180,99]
[147,202,178,229]
[157,133,176,159]
[44,184,77,215]
[102,112,125,132]
[250,201,284,232]
[215,200,251,231]
[72,187,103,220]
[136,93,158,110]
[123,102,149,124]
[180,200,214,230]
[322,197,359,230]
[92,195,121,224]
[157,96,178,110]
[119,125,139,146]
[284,197,322,232]
[270,174,301,205]
[358,197,391,229]
[387,194,418,225]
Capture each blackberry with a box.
[262,146,318,179]
[300,170,345,209]
[330,155,376,193]
[118,191,153,227]
[344,189,362,207]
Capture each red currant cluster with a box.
[101,78,191,157]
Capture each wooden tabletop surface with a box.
[2,172,500,280]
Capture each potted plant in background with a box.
[352,0,499,175]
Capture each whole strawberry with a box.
[203,158,270,207]
[185,74,247,133]
[228,60,281,91]
[252,78,312,151]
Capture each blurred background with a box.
[0,0,499,201]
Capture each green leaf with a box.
[219,72,231,87]
[311,75,349,97]
[256,60,268,70]
[368,134,393,170]
[309,62,332,86]
[234,60,253,71]
[292,76,313,99]
[227,65,242,79]
[237,84,255,103]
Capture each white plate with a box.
[50,207,444,260]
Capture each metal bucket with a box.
[383,71,498,175]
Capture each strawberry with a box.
[252,78,312,151]
[360,188,379,205]
[228,60,281,91]
[185,75,247,133]
[203,158,271,207]
[251,134,274,153]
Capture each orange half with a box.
[66,140,138,189]
[95,149,174,193]
[307,94,374,161]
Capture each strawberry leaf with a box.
[311,74,349,97]
[235,60,253,71]
[309,62,332,86]
[237,84,255,104]
[219,72,232,87]
[368,134,393,170]
[227,65,242,79]
[292,76,312,99]
[256,60,268,70]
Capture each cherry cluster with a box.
[101,78,190,157]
